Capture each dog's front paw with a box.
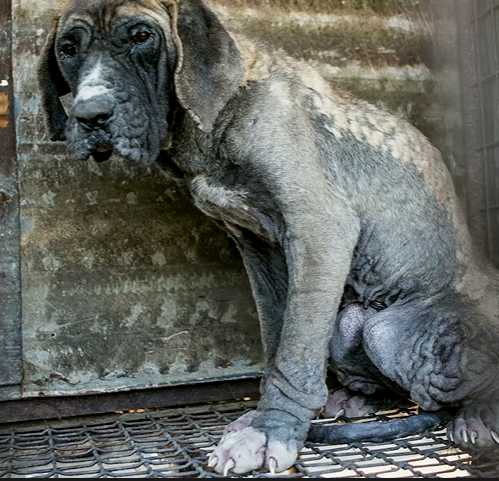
[222,410,257,435]
[208,426,298,475]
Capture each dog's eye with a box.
[60,43,77,57]
[133,31,151,44]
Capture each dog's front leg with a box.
[231,229,288,371]
[210,196,359,475]
[213,229,288,440]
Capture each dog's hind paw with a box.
[323,387,413,419]
[448,404,499,452]
[208,427,298,475]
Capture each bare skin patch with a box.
[268,81,294,110]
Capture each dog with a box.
[38,0,499,474]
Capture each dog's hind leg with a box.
[325,303,414,419]
[362,297,499,453]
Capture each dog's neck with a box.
[160,103,214,177]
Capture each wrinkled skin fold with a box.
[37,0,499,474]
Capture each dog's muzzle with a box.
[73,92,115,130]
[72,93,115,162]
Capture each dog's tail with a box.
[307,409,454,444]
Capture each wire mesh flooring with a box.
[1,399,499,478]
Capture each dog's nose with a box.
[73,95,115,131]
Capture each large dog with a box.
[38,0,499,474]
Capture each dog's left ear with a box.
[37,18,71,141]
[161,0,245,133]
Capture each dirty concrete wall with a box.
[14,0,263,398]
[10,0,463,399]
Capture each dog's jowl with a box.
[38,0,499,474]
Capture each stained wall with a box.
[7,0,462,398]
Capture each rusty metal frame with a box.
[0,4,498,478]
[0,0,22,402]
[0,377,261,424]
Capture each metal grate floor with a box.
[1,400,499,478]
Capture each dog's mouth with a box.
[67,118,158,165]
[79,126,114,162]
[92,143,114,162]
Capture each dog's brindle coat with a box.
[38,0,499,474]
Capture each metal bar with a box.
[472,0,491,257]
[473,70,499,85]
[456,0,489,255]
[485,1,498,257]
[480,139,499,150]
[0,0,22,401]
[0,377,261,424]
[475,0,490,255]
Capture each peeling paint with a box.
[121,304,145,329]
[119,251,136,266]
[151,251,167,266]
[19,217,35,234]
[126,192,138,204]
[385,14,418,33]
[81,253,95,269]
[41,254,60,272]
[42,191,56,206]
[86,191,99,205]
[316,62,431,82]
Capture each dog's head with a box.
[37,0,245,164]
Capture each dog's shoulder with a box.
[229,32,347,103]
[230,32,455,200]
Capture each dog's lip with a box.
[96,144,113,153]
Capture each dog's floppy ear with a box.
[162,0,245,133]
[37,18,71,141]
